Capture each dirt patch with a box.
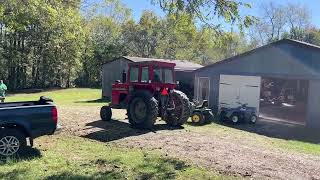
[58,106,320,180]
[117,131,320,180]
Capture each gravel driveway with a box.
[58,105,320,180]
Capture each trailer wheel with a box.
[191,112,205,125]
[100,106,112,121]
[127,91,158,129]
[0,129,26,158]
[165,90,191,126]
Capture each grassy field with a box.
[0,135,230,180]
[6,88,107,106]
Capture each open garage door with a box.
[219,75,261,115]
[260,78,308,125]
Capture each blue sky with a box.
[121,0,320,28]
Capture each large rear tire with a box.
[164,90,191,126]
[127,91,158,129]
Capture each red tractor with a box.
[100,61,192,129]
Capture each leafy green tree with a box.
[249,2,311,45]
[0,0,84,89]
[152,0,256,30]
[77,0,130,87]
[122,11,161,58]
[0,0,257,90]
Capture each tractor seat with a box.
[196,100,208,109]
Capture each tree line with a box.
[0,0,319,90]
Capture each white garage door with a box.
[219,75,261,115]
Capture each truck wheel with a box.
[165,90,191,126]
[0,129,27,158]
[205,111,214,124]
[248,114,258,124]
[100,106,112,121]
[127,91,158,129]
[191,112,205,125]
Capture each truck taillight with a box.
[52,107,58,124]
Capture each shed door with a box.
[197,77,210,105]
[219,75,261,115]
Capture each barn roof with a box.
[195,39,320,73]
[104,56,203,72]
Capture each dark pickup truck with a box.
[0,96,59,157]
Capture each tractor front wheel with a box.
[100,106,112,121]
[191,111,205,125]
[164,90,191,126]
[127,91,158,129]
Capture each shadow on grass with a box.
[0,169,29,179]
[83,119,183,142]
[216,118,320,144]
[43,154,190,180]
[45,171,123,180]
[0,147,41,164]
[75,98,109,104]
[136,156,190,180]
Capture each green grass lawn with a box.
[6,88,107,106]
[0,135,232,180]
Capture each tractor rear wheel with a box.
[164,90,191,126]
[127,91,158,129]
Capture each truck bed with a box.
[0,97,57,139]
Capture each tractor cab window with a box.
[141,67,149,83]
[164,69,174,84]
[129,67,139,82]
[153,68,162,82]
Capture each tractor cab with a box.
[111,61,177,108]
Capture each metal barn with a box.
[194,39,320,128]
[102,56,203,99]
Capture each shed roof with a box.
[195,39,320,73]
[129,60,176,68]
[104,56,203,72]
